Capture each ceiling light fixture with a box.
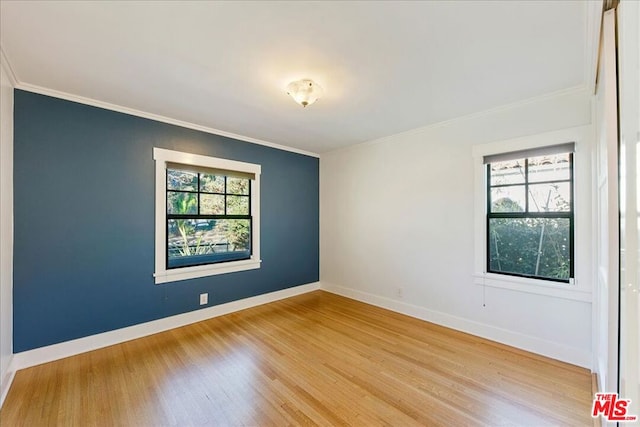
[286,79,323,108]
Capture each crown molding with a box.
[324,84,591,156]
[0,48,18,87]
[15,83,320,158]
[1,45,318,157]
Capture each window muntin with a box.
[487,152,574,282]
[166,167,251,269]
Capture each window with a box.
[154,148,261,284]
[166,166,251,268]
[485,143,574,283]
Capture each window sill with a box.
[473,272,591,302]
[155,258,261,284]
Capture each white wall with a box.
[321,88,593,367]
[0,51,15,406]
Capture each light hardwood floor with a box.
[1,291,593,426]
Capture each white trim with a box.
[0,49,17,88]
[320,282,591,368]
[591,96,599,376]
[13,82,320,159]
[472,125,594,300]
[473,273,591,302]
[153,148,261,284]
[585,0,604,94]
[153,147,262,174]
[0,355,14,409]
[617,0,640,414]
[10,282,320,371]
[470,125,591,158]
[0,47,14,411]
[154,259,261,284]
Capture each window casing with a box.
[154,148,261,284]
[485,146,574,283]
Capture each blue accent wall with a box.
[13,90,319,352]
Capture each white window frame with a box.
[153,148,261,284]
[472,127,592,302]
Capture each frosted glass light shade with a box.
[286,79,323,107]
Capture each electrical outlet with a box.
[199,293,208,305]
[395,287,403,299]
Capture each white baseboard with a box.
[4,279,589,408]
[0,355,15,408]
[320,282,591,368]
[10,282,320,373]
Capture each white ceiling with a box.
[1,1,592,154]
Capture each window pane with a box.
[490,186,525,212]
[167,169,198,191]
[167,219,251,268]
[200,174,225,193]
[227,177,250,195]
[488,218,570,280]
[528,182,571,212]
[490,160,525,186]
[227,195,249,215]
[528,153,571,183]
[167,191,197,214]
[201,194,225,215]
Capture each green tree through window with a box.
[166,168,251,269]
[487,151,573,282]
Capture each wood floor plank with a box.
[0,291,593,426]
